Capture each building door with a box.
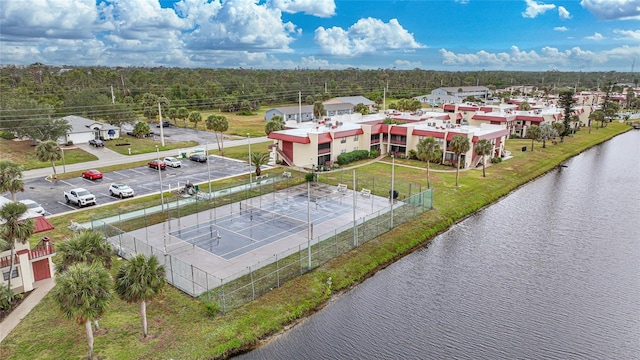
[32,258,51,281]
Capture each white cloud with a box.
[585,32,605,40]
[613,29,640,41]
[522,0,556,18]
[580,0,640,20]
[393,59,423,69]
[180,0,299,52]
[314,18,425,57]
[453,0,470,4]
[269,0,336,18]
[438,45,610,68]
[558,6,572,19]
[0,0,105,39]
[554,26,568,31]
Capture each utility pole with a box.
[298,91,302,124]
[110,85,115,104]
[158,102,165,147]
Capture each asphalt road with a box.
[17,155,256,217]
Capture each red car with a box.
[81,169,103,180]
[148,160,166,170]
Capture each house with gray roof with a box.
[415,86,491,106]
[58,115,120,145]
[264,96,375,122]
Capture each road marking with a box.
[60,180,74,186]
[57,201,79,210]
[112,171,130,178]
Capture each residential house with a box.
[414,86,491,106]
[0,197,56,295]
[59,115,120,145]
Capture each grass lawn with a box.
[0,139,98,171]
[104,136,198,156]
[173,102,297,138]
[0,123,630,360]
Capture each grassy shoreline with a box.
[0,123,631,359]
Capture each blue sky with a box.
[1,0,639,71]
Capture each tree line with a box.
[1,65,637,143]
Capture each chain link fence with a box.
[92,170,433,312]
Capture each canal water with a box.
[237,131,640,360]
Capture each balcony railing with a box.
[29,243,55,260]
[317,148,331,155]
[0,254,19,269]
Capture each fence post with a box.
[221,279,226,313]
[191,265,195,296]
[249,266,255,300]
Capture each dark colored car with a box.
[81,169,103,180]
[126,130,154,137]
[156,121,172,128]
[89,139,104,147]
[189,153,208,163]
[148,159,166,170]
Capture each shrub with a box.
[0,284,13,311]
[66,140,73,145]
[490,157,502,163]
[305,173,315,182]
[336,150,370,165]
[0,131,16,140]
[408,149,417,160]
[237,110,254,116]
[203,301,220,318]
[369,149,379,158]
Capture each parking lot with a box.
[17,155,256,216]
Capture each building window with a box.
[353,135,359,141]
[341,149,346,154]
[340,138,347,144]
[3,267,18,281]
[354,147,358,151]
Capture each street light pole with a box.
[206,144,211,197]
[156,145,165,211]
[390,154,395,228]
[247,133,252,203]
[61,147,66,174]
[307,180,312,269]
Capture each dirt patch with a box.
[0,289,33,322]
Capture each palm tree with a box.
[526,125,541,151]
[53,263,113,360]
[54,230,114,274]
[519,101,531,111]
[0,202,34,290]
[115,254,166,338]
[313,101,325,120]
[450,135,470,187]
[188,111,202,128]
[0,160,25,201]
[35,140,62,179]
[539,123,558,148]
[265,115,285,135]
[177,107,189,127]
[416,137,440,189]
[552,122,565,142]
[205,115,229,156]
[589,109,605,132]
[250,152,269,177]
[474,139,493,178]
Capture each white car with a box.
[109,183,135,198]
[164,156,182,168]
[19,199,45,215]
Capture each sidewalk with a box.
[0,278,55,343]
[22,137,268,180]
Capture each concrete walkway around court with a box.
[22,136,268,180]
[0,278,55,343]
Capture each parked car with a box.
[189,153,208,163]
[164,156,182,168]
[89,139,104,147]
[19,199,45,215]
[156,120,172,128]
[148,159,166,170]
[81,169,103,180]
[109,183,135,198]
[64,188,96,207]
